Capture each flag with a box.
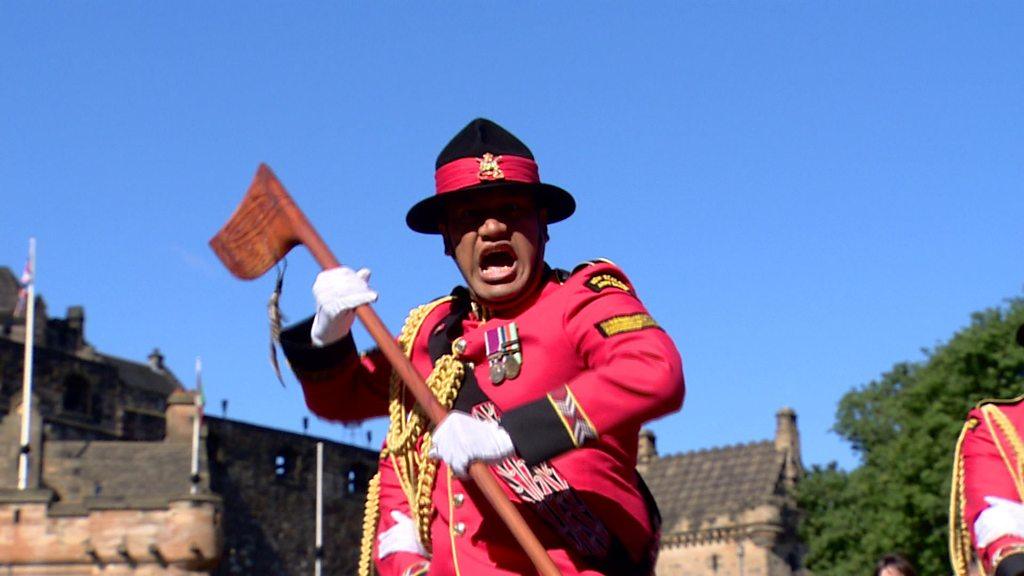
[13,254,33,318]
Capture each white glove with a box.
[428,411,514,477]
[975,496,1024,547]
[310,267,378,346]
[377,510,428,560]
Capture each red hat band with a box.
[434,153,540,195]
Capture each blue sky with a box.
[2,2,1021,470]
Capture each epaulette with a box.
[569,258,637,296]
[974,393,1024,410]
[405,293,457,329]
[570,258,617,276]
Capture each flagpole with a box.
[315,441,323,576]
[190,356,203,495]
[17,238,36,490]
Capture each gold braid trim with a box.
[950,417,979,576]
[356,297,464,576]
[394,354,464,550]
[358,470,383,576]
[981,405,1024,498]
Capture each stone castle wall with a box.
[206,418,378,576]
[0,493,220,575]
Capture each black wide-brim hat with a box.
[406,118,576,234]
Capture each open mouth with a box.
[478,245,518,283]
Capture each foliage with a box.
[797,298,1024,576]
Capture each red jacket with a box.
[283,261,684,575]
[953,397,1024,576]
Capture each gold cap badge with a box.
[477,153,505,181]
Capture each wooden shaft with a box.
[357,305,559,575]
[300,227,561,576]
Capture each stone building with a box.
[642,409,806,576]
[0,267,378,575]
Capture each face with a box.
[440,190,547,310]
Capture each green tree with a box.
[798,297,1024,575]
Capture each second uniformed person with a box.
[951,325,1024,576]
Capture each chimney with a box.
[637,429,657,475]
[67,306,84,349]
[148,348,166,372]
[638,429,657,462]
[165,389,196,442]
[775,407,803,487]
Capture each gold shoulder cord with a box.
[358,297,465,576]
[950,417,980,576]
[949,406,1024,576]
[981,405,1024,497]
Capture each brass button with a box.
[453,493,465,507]
[452,338,467,355]
[453,522,466,536]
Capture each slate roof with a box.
[43,440,201,512]
[101,353,182,395]
[2,265,180,395]
[643,440,785,532]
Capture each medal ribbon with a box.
[485,327,505,384]
[506,323,521,362]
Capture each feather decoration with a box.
[268,260,288,386]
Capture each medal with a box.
[485,322,523,385]
[485,328,506,385]
[502,323,522,379]
[503,354,521,379]
[489,361,506,384]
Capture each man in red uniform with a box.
[951,324,1024,576]
[281,119,685,575]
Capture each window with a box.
[273,449,296,479]
[344,464,367,495]
[708,553,720,574]
[62,375,90,414]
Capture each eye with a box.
[452,207,478,222]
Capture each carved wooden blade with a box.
[209,164,303,280]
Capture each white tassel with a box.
[268,261,288,387]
